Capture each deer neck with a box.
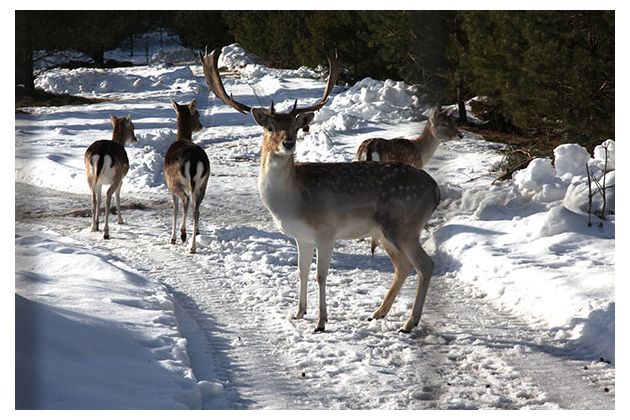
[111,124,128,145]
[258,138,300,219]
[176,115,194,141]
[412,122,441,161]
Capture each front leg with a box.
[314,240,334,332]
[295,239,314,319]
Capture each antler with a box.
[200,45,340,116]
[289,44,341,116]
[199,47,251,114]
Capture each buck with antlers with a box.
[200,46,440,333]
[85,114,137,239]
[164,98,209,254]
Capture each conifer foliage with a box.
[16,10,614,144]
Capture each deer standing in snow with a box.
[356,107,462,167]
[356,107,461,255]
[85,114,137,239]
[200,46,440,333]
[164,98,209,254]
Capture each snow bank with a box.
[316,77,422,130]
[15,227,204,409]
[36,64,199,97]
[436,140,615,362]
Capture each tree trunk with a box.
[15,13,35,89]
[456,86,468,124]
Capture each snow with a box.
[14,37,616,409]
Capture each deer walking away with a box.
[200,46,440,333]
[84,114,137,239]
[164,98,210,254]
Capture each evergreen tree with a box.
[462,10,614,142]
[296,11,372,83]
[172,11,234,51]
[222,11,310,68]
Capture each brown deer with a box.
[164,98,209,254]
[356,107,462,167]
[356,107,461,255]
[200,46,440,333]
[85,114,137,239]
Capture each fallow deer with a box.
[200,46,440,333]
[356,107,461,255]
[356,107,463,167]
[164,98,209,254]
[85,114,137,239]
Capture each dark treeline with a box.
[16,10,614,143]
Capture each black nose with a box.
[283,140,295,149]
[457,132,464,139]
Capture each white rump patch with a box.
[182,160,208,191]
[95,154,117,185]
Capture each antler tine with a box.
[290,44,341,116]
[199,47,251,115]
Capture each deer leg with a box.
[179,193,189,244]
[90,183,101,232]
[115,181,124,225]
[170,194,179,244]
[295,239,314,319]
[189,192,203,254]
[314,240,334,332]
[400,241,434,333]
[103,183,118,239]
[369,238,413,321]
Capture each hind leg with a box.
[189,188,205,254]
[179,193,189,243]
[399,241,434,333]
[115,181,124,224]
[170,194,179,244]
[369,238,413,321]
[103,182,119,239]
[90,183,102,232]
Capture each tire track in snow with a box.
[18,183,614,409]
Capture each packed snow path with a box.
[16,180,615,409]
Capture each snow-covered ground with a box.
[15,37,615,409]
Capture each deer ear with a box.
[296,112,315,129]
[251,107,272,129]
[171,98,179,111]
[190,98,198,112]
[429,107,440,125]
[110,114,117,125]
